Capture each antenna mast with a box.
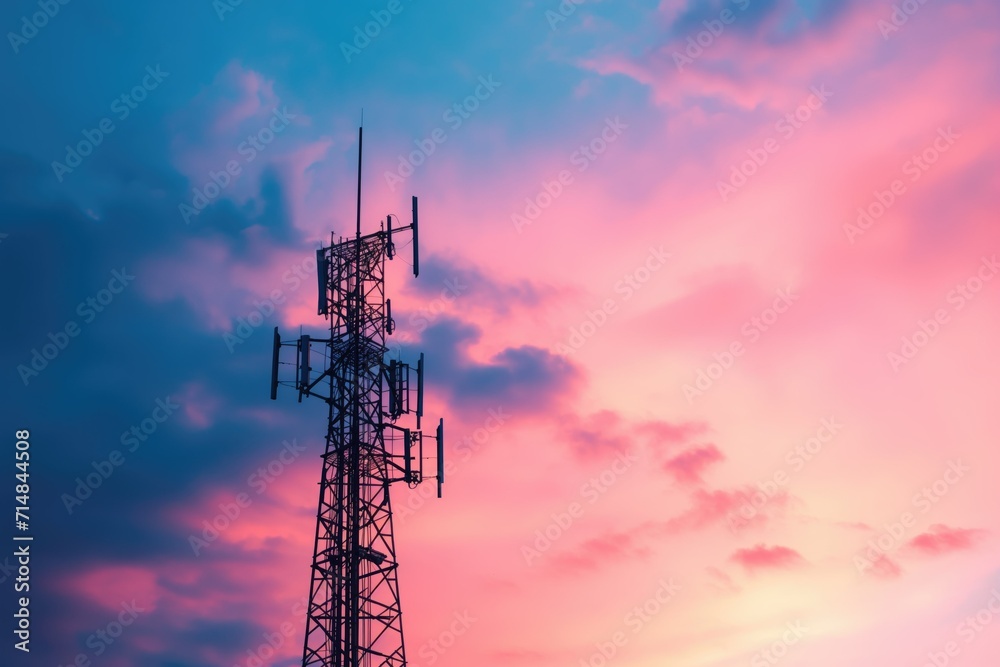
[356,121,363,240]
[270,125,445,666]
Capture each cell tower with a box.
[270,126,445,667]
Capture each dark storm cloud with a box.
[0,146,316,664]
[406,253,558,315]
[405,317,582,415]
[667,0,855,41]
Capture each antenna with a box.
[411,196,419,277]
[270,327,281,400]
[299,335,311,391]
[316,248,329,316]
[436,418,444,498]
[295,335,303,403]
[388,359,398,417]
[386,215,395,259]
[356,124,363,239]
[416,352,424,430]
[386,298,394,335]
[404,429,413,483]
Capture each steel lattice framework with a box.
[271,127,444,667]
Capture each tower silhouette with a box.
[271,127,444,666]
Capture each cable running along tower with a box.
[270,126,445,667]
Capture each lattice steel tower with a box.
[270,127,445,667]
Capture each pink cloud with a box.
[69,565,161,615]
[632,265,771,345]
[175,381,222,430]
[705,565,740,594]
[548,531,653,573]
[663,486,789,533]
[867,554,904,580]
[138,237,322,333]
[563,410,630,459]
[663,443,725,484]
[561,410,706,461]
[906,524,985,556]
[729,544,805,572]
[636,419,709,450]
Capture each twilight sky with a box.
[2,1,1000,666]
